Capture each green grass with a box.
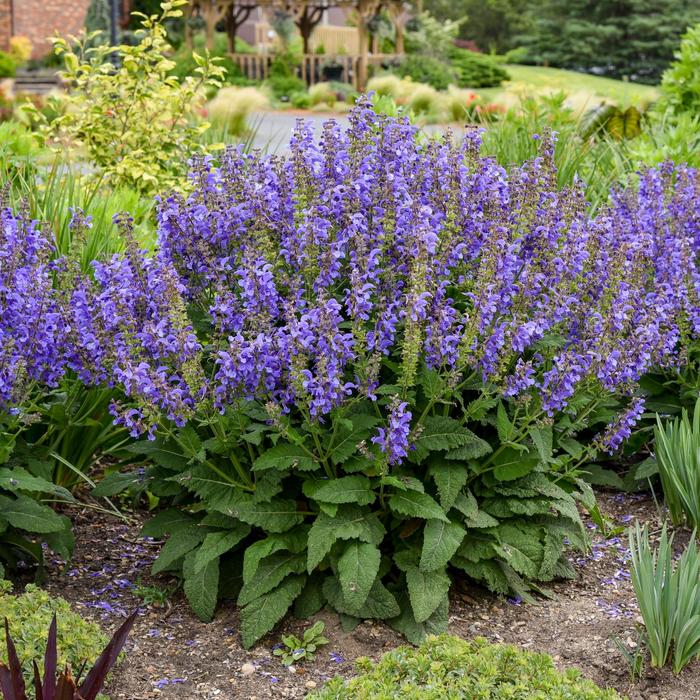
[478,65,659,109]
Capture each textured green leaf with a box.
[253,443,317,472]
[141,508,198,537]
[303,476,375,506]
[183,550,219,622]
[416,416,488,455]
[92,471,143,498]
[496,522,544,579]
[152,526,206,574]
[420,519,465,572]
[330,415,380,464]
[242,528,308,584]
[194,524,250,574]
[428,461,469,510]
[323,576,400,619]
[529,425,553,463]
[388,491,449,522]
[452,490,478,519]
[293,575,326,619]
[337,541,381,609]
[216,495,303,533]
[240,574,306,648]
[496,402,513,442]
[406,566,450,623]
[238,551,306,606]
[492,448,539,481]
[307,505,386,572]
[454,558,509,595]
[389,592,449,644]
[125,439,188,470]
[0,468,72,499]
[1,496,65,533]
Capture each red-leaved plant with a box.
[0,612,136,700]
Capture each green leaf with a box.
[337,541,381,609]
[330,415,380,464]
[558,436,584,460]
[428,461,469,510]
[238,552,306,606]
[216,494,303,533]
[529,425,553,463]
[416,416,488,456]
[419,365,446,400]
[194,525,250,574]
[0,468,73,500]
[420,519,465,572]
[389,491,449,522]
[183,550,219,622]
[323,577,400,619]
[125,438,188,471]
[242,528,308,583]
[253,443,317,472]
[496,402,513,442]
[496,522,544,579]
[152,526,206,574]
[406,566,450,623]
[452,490,478,519]
[0,496,66,533]
[294,576,326,619]
[240,574,306,648]
[389,591,448,645]
[492,448,539,481]
[92,471,143,498]
[302,476,375,506]
[307,505,386,572]
[140,508,197,537]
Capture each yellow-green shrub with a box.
[0,581,107,688]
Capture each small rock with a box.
[240,663,256,676]
[305,681,318,689]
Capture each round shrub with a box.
[311,635,623,700]
[0,50,17,78]
[0,581,108,686]
[449,47,510,88]
[394,54,457,90]
[207,86,268,135]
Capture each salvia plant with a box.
[0,611,136,700]
[0,100,698,646]
[655,398,700,528]
[629,523,700,673]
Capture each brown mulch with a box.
[41,492,700,700]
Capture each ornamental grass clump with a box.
[0,99,697,647]
[655,398,700,528]
[629,523,700,673]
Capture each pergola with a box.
[185,0,411,90]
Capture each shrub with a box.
[406,83,440,115]
[8,37,32,66]
[310,635,623,699]
[267,74,307,100]
[76,103,697,649]
[629,523,700,673]
[0,51,16,79]
[0,582,107,688]
[444,86,479,122]
[366,74,404,100]
[654,398,700,528]
[394,55,457,91]
[207,86,268,136]
[29,1,224,194]
[659,23,700,117]
[308,82,337,107]
[448,47,510,88]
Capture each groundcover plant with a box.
[0,99,698,648]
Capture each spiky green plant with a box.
[655,398,700,528]
[629,522,700,672]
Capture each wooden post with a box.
[356,0,380,92]
[387,1,407,55]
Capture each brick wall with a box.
[13,0,91,58]
[0,0,12,54]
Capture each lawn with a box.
[478,64,660,108]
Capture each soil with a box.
[42,491,700,700]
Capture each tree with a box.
[424,0,531,54]
[520,0,700,84]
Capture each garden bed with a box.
[42,492,700,700]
